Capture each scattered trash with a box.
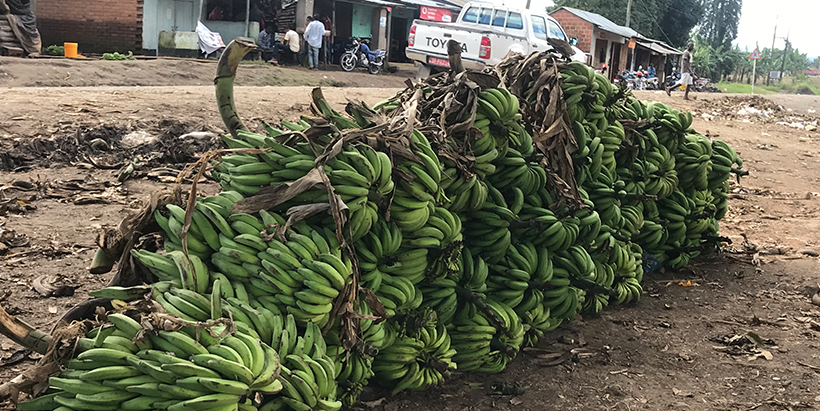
[695,95,819,131]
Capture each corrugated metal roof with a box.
[551,7,636,39]
[395,0,461,11]
[637,40,683,55]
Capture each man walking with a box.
[304,15,325,70]
[667,42,694,100]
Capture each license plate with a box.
[428,57,450,68]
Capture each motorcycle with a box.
[340,37,385,75]
[614,70,643,91]
[645,75,659,91]
[694,77,721,93]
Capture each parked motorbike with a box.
[694,77,721,93]
[665,71,681,89]
[645,75,659,91]
[340,37,385,75]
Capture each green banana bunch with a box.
[488,147,547,196]
[643,140,679,199]
[356,219,403,292]
[440,167,488,213]
[22,307,285,411]
[461,185,516,264]
[674,133,713,193]
[372,320,456,394]
[419,276,459,325]
[450,299,523,372]
[375,274,422,318]
[417,206,463,279]
[37,51,753,409]
[513,203,580,252]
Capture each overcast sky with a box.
[530,0,818,57]
[735,0,820,58]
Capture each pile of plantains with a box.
[16,40,744,411]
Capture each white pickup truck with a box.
[406,1,587,77]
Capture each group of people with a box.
[257,14,329,70]
[594,41,695,101]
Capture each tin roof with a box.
[550,6,636,39]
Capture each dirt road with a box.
[2,85,820,411]
[0,56,413,88]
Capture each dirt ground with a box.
[2,62,820,411]
[0,56,413,88]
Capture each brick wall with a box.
[37,0,143,53]
[549,9,593,54]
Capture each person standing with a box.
[304,14,325,70]
[667,42,694,100]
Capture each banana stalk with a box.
[215,38,258,138]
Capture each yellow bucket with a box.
[64,42,78,58]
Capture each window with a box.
[478,8,492,25]
[492,9,507,27]
[531,16,547,40]
[547,19,566,40]
[506,12,523,30]
[462,6,479,23]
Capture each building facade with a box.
[37,0,144,53]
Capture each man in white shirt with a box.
[277,26,300,64]
[304,15,325,70]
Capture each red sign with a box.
[749,48,761,60]
[428,56,450,68]
[420,6,452,23]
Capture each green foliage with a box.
[45,45,64,56]
[715,81,777,94]
[101,52,135,61]
[690,36,745,81]
[697,0,742,50]
[549,0,702,47]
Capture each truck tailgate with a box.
[411,21,483,65]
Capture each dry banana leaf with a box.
[32,275,77,298]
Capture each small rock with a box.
[812,293,820,306]
[799,249,819,257]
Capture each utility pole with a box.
[770,16,777,53]
[779,32,789,83]
[767,17,777,86]
[625,0,633,27]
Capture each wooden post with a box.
[244,0,251,37]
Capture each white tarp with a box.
[196,21,225,55]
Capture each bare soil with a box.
[0,56,412,88]
[2,78,820,411]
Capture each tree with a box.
[812,57,820,69]
[698,0,743,50]
[549,0,701,47]
[656,0,702,47]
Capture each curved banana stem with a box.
[215,38,258,138]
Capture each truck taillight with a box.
[408,25,416,47]
[479,36,491,59]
